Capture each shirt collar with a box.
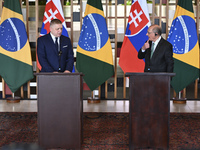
[50,32,59,43]
[153,36,161,46]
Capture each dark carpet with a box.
[0,112,200,150]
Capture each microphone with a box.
[59,51,62,56]
[58,38,62,72]
[58,50,62,72]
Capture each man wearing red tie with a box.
[138,24,174,72]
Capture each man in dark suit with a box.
[37,19,74,73]
[138,24,174,72]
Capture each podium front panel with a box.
[126,73,175,150]
[36,73,83,150]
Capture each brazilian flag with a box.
[76,0,114,91]
[167,0,199,93]
[0,0,34,93]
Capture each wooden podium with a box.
[35,73,83,150]
[126,72,175,150]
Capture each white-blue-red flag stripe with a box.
[119,0,150,73]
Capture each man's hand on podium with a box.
[64,70,71,73]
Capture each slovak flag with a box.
[37,0,69,70]
[119,0,150,73]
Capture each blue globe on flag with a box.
[168,16,197,55]
[0,18,27,52]
[78,14,108,52]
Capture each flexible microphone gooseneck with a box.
[58,39,62,72]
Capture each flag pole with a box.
[172,90,186,104]
[6,92,20,103]
[87,90,100,104]
[3,79,20,103]
[2,79,5,99]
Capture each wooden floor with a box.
[0,100,200,113]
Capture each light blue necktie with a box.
[150,42,155,59]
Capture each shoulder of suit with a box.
[163,38,172,46]
[60,35,71,41]
[38,33,50,39]
[60,35,70,38]
[159,37,172,46]
[37,34,53,44]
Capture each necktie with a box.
[150,42,155,59]
[55,37,59,51]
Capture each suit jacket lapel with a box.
[60,35,63,51]
[151,37,164,58]
[60,35,68,51]
[47,33,59,55]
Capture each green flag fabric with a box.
[76,0,114,91]
[167,0,199,93]
[0,0,34,93]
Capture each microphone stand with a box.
[58,50,62,72]
[58,38,62,72]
